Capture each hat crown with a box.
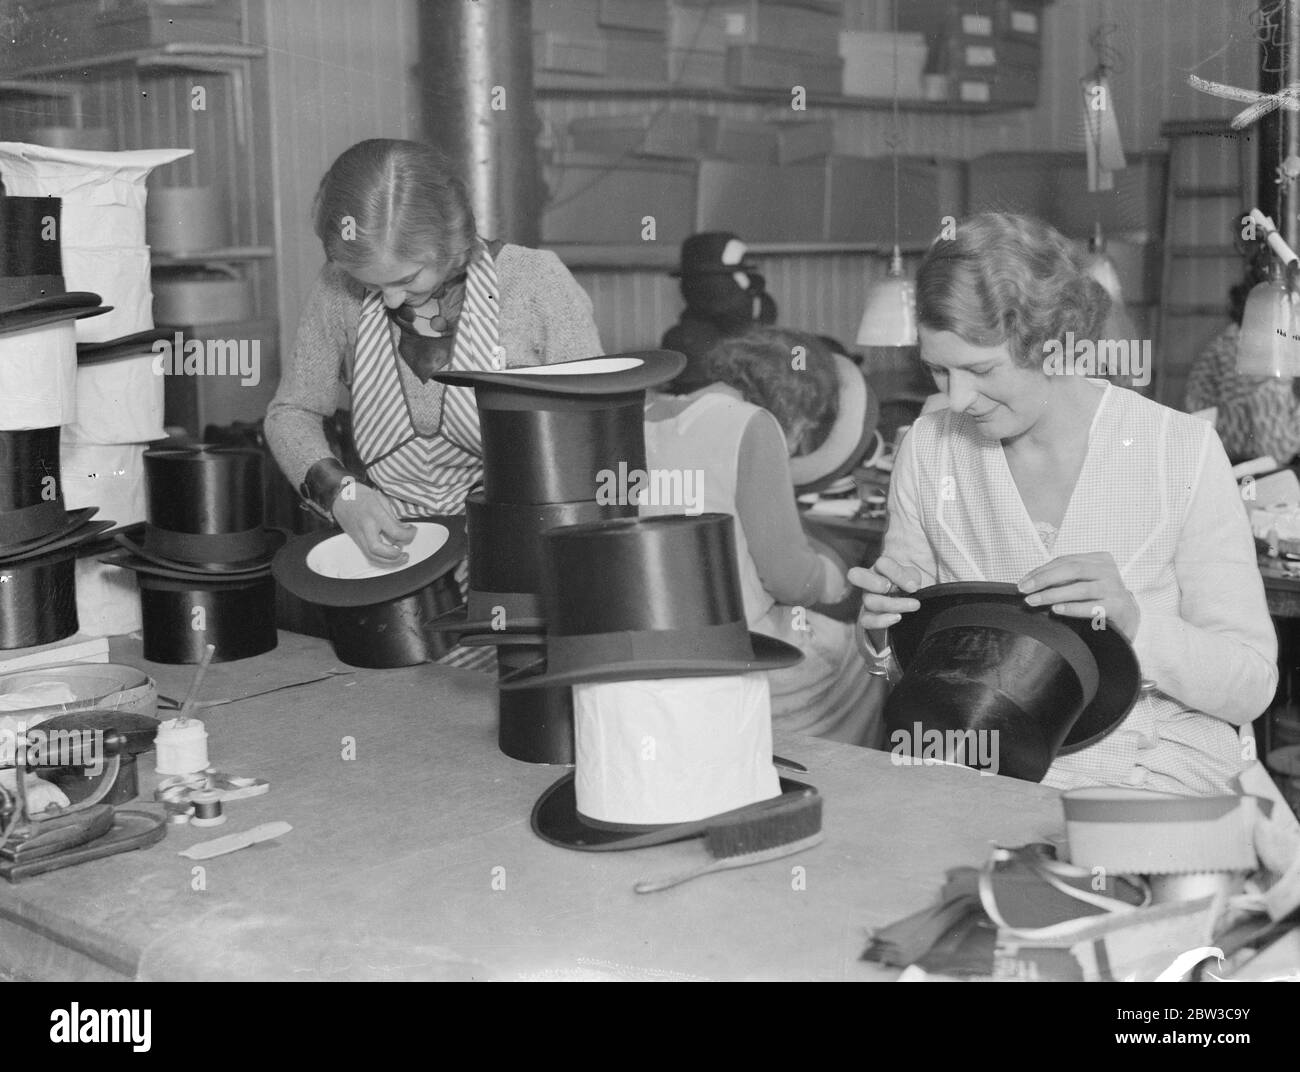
[543,513,746,636]
[143,443,264,536]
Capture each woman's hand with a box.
[332,482,416,565]
[848,555,924,631]
[1017,552,1140,639]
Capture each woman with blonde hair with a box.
[851,212,1277,793]
[266,139,602,563]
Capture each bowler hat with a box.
[431,351,686,505]
[885,582,1141,782]
[669,232,761,278]
[500,513,802,690]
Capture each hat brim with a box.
[98,548,271,582]
[425,603,547,635]
[0,509,110,563]
[498,630,803,691]
[458,630,547,648]
[76,328,174,366]
[271,517,465,608]
[431,350,686,396]
[791,354,881,492]
[532,773,815,851]
[889,582,1141,754]
[0,298,112,337]
[113,525,288,575]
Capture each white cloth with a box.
[0,144,192,249]
[0,320,77,430]
[883,381,1279,794]
[65,353,165,444]
[61,245,153,343]
[573,673,781,825]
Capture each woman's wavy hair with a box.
[312,139,476,271]
[916,212,1111,368]
[705,327,839,446]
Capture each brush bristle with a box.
[701,790,823,860]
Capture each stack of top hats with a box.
[0,142,193,638]
[0,427,115,651]
[499,512,818,853]
[0,195,115,652]
[426,351,686,765]
[98,444,283,664]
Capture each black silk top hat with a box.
[272,517,466,668]
[431,351,686,505]
[884,582,1142,783]
[427,493,636,636]
[76,327,173,366]
[499,513,803,691]
[0,426,111,560]
[789,354,883,494]
[122,443,279,570]
[669,232,761,277]
[0,195,110,332]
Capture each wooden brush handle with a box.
[633,833,825,894]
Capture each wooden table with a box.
[0,633,1066,982]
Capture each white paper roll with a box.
[59,440,147,523]
[74,558,141,637]
[62,246,153,343]
[573,672,781,825]
[0,143,193,250]
[66,353,165,445]
[0,320,77,430]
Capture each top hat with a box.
[76,327,173,366]
[0,426,110,558]
[789,353,882,493]
[431,351,686,504]
[500,513,802,690]
[885,582,1141,782]
[133,443,278,568]
[0,196,110,333]
[669,232,761,278]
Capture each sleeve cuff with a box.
[300,457,361,521]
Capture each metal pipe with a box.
[418,1,543,247]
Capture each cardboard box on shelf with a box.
[725,45,843,94]
[568,113,708,159]
[709,1,844,56]
[668,47,727,86]
[532,0,667,37]
[774,118,836,163]
[696,160,826,241]
[96,1,241,52]
[604,28,669,84]
[839,30,928,99]
[668,1,729,52]
[543,153,698,244]
[931,33,1040,75]
[534,32,607,76]
[700,118,780,163]
[898,0,1001,40]
[954,64,1039,106]
[823,156,967,244]
[998,0,1049,42]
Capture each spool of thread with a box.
[154,717,209,775]
[189,788,225,828]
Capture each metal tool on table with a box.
[0,719,166,882]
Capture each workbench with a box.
[0,632,1066,981]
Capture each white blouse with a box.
[882,381,1279,794]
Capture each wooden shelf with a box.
[545,241,931,271]
[7,43,264,80]
[535,81,1029,114]
[0,79,82,99]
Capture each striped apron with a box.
[350,238,504,518]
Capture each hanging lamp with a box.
[1237,209,1300,378]
[856,0,917,348]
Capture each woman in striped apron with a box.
[852,213,1277,794]
[266,139,602,564]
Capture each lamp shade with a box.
[856,257,917,348]
[1237,278,1300,378]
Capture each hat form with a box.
[272,518,466,668]
[427,495,636,636]
[669,232,760,278]
[886,582,1141,782]
[500,513,803,690]
[789,353,882,493]
[496,643,574,766]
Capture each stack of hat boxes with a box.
[537,0,967,247]
[0,143,193,639]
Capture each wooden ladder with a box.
[1155,118,1253,407]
